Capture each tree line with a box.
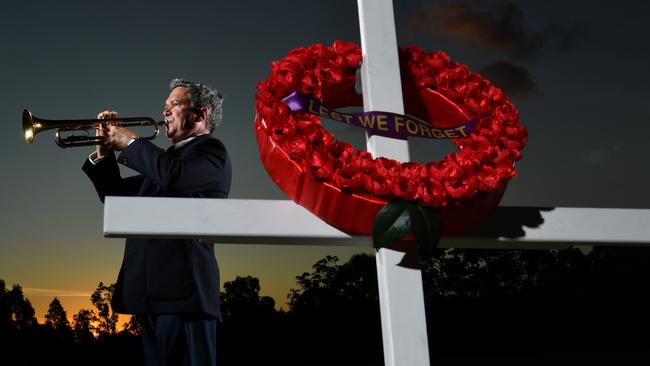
[2,246,650,365]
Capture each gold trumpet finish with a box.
[23,109,165,148]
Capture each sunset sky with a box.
[2,0,649,323]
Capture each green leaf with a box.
[373,200,411,249]
[408,205,443,258]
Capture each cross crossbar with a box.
[104,197,650,249]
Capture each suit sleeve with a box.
[116,138,230,196]
[82,153,144,203]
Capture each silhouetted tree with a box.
[45,297,71,333]
[0,279,11,332]
[418,247,650,358]
[289,255,340,312]
[73,308,97,343]
[287,254,382,365]
[219,275,279,364]
[289,254,379,312]
[120,315,143,336]
[91,282,118,337]
[5,284,37,330]
[221,275,276,319]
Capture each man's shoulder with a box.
[184,135,228,155]
[184,135,232,177]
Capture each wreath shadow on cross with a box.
[388,207,550,269]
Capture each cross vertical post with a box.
[357,1,430,365]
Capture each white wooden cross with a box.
[356,1,428,364]
[102,1,650,365]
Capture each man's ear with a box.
[195,107,209,124]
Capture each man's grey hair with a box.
[169,78,223,132]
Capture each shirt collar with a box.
[173,134,207,149]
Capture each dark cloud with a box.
[543,22,585,52]
[478,61,536,98]
[412,1,582,59]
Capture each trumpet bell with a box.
[23,109,38,143]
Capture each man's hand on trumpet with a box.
[96,110,139,157]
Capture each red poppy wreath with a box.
[255,41,527,249]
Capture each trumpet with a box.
[23,109,166,148]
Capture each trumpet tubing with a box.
[23,109,165,148]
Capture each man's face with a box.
[163,86,198,144]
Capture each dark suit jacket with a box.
[82,135,232,319]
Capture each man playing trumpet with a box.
[82,78,232,366]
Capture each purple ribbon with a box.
[282,91,476,140]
